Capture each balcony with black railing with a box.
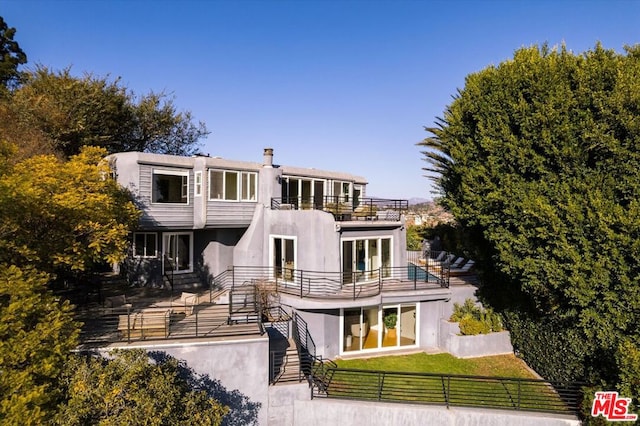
[78,252,451,346]
[271,196,408,221]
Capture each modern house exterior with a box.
[85,149,583,425]
[106,148,453,359]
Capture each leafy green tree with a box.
[0,265,79,425]
[419,44,640,399]
[0,145,140,277]
[0,16,27,90]
[55,349,228,426]
[406,224,424,251]
[8,66,208,158]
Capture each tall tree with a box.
[55,349,228,426]
[0,265,79,425]
[0,16,27,90]
[0,145,140,277]
[7,67,208,158]
[419,44,640,399]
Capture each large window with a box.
[133,232,157,258]
[342,304,417,353]
[342,237,392,282]
[209,170,257,201]
[331,180,351,203]
[152,170,188,204]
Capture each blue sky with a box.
[2,1,639,199]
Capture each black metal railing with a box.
[78,290,264,345]
[311,367,584,416]
[209,261,449,303]
[291,312,338,392]
[271,196,409,221]
[163,255,175,292]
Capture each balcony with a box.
[270,196,408,221]
[76,256,450,346]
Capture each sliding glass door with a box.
[162,232,193,273]
[342,304,417,353]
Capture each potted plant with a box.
[383,312,398,340]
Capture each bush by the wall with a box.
[450,298,503,335]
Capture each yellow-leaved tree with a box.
[0,145,140,277]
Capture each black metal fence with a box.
[211,262,449,303]
[311,367,584,416]
[270,196,409,221]
[79,296,263,345]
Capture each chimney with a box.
[263,148,274,168]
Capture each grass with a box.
[321,353,576,414]
[333,352,538,379]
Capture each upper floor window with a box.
[209,169,257,201]
[194,171,202,197]
[152,170,189,204]
[332,180,351,203]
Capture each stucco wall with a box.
[292,399,580,426]
[294,309,341,359]
[440,319,514,358]
[419,299,445,349]
[107,338,270,425]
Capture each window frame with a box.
[151,168,190,205]
[133,232,158,258]
[194,171,202,197]
[208,169,257,202]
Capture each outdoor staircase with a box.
[163,271,203,290]
[229,285,260,323]
[278,338,302,383]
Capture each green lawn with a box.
[324,353,574,413]
[333,352,538,379]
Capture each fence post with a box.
[300,271,303,299]
[517,380,521,410]
[126,305,131,344]
[353,272,356,300]
[378,267,382,293]
[413,263,417,290]
[378,372,384,401]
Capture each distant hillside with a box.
[408,197,430,206]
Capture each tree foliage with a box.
[55,349,228,426]
[0,16,27,90]
[6,66,208,158]
[420,44,640,397]
[0,265,79,425]
[0,145,140,277]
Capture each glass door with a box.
[273,237,296,281]
[163,232,192,273]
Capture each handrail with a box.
[163,254,175,293]
[270,196,409,221]
[311,367,585,416]
[207,261,449,303]
[78,302,262,345]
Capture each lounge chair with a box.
[450,257,466,268]
[450,260,475,275]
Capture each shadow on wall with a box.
[149,351,262,426]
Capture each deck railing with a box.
[210,261,449,302]
[78,298,263,345]
[311,367,584,416]
[271,196,408,221]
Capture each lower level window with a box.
[134,233,157,258]
[342,304,417,352]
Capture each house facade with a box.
[107,148,452,359]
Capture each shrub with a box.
[450,298,503,335]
